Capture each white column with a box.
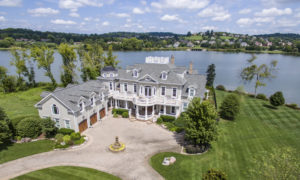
[115,99,117,108]
[164,105,166,115]
[136,105,139,116]
[152,105,154,116]
[145,106,147,120]
[125,100,128,109]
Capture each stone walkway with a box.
[0,116,181,180]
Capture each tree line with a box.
[0,43,119,93]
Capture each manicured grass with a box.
[150,90,300,179]
[12,166,121,180]
[0,87,44,119]
[0,140,55,164]
[185,35,203,41]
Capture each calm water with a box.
[1,50,300,105]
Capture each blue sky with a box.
[0,0,299,35]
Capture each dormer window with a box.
[110,73,113,77]
[52,104,59,114]
[103,73,106,77]
[79,102,84,112]
[90,97,94,106]
[133,69,138,77]
[161,72,167,80]
[189,88,195,97]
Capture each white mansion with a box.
[35,56,207,132]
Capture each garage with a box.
[90,113,97,125]
[79,119,88,133]
[100,108,106,118]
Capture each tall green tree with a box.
[58,43,77,86]
[78,43,105,81]
[31,46,57,87]
[10,48,28,82]
[0,106,12,144]
[240,54,277,95]
[184,98,218,147]
[206,64,216,87]
[104,45,119,68]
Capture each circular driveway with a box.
[0,116,181,180]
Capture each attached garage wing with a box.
[90,113,97,125]
[79,119,88,133]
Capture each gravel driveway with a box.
[0,115,181,180]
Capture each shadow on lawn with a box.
[263,104,278,110]
[0,141,14,151]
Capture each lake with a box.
[0,50,300,105]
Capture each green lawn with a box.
[12,166,121,180]
[150,90,300,179]
[0,140,55,164]
[185,35,203,41]
[0,87,44,119]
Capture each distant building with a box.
[173,42,180,48]
[187,41,194,47]
[240,42,248,47]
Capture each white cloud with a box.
[126,18,132,22]
[160,14,182,22]
[69,12,80,17]
[114,13,130,18]
[102,21,109,26]
[236,18,253,26]
[276,18,299,27]
[236,17,274,26]
[255,8,292,16]
[59,0,103,11]
[202,26,217,30]
[254,17,274,23]
[141,0,147,5]
[198,5,231,21]
[133,7,144,14]
[295,12,300,18]
[239,8,252,14]
[0,16,6,22]
[84,17,92,21]
[51,19,77,25]
[151,0,209,9]
[0,0,21,7]
[28,8,59,16]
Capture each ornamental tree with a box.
[270,91,285,106]
[0,106,12,144]
[220,94,240,120]
[184,98,218,147]
[206,64,216,87]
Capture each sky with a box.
[0,0,299,35]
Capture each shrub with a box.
[286,103,298,109]
[17,118,42,138]
[70,132,81,141]
[121,112,129,118]
[74,137,85,145]
[185,144,209,154]
[113,112,118,118]
[174,113,186,127]
[234,85,245,95]
[164,122,177,132]
[216,85,226,91]
[58,128,74,135]
[256,93,268,101]
[63,135,72,145]
[248,94,255,98]
[156,117,163,124]
[11,115,39,136]
[175,127,184,133]
[202,169,227,180]
[55,133,64,143]
[160,115,176,122]
[220,94,240,120]
[270,91,285,106]
[54,143,69,149]
[112,108,128,115]
[40,118,57,138]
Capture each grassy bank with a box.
[13,166,121,180]
[150,90,300,179]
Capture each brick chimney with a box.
[170,55,175,64]
[189,61,193,74]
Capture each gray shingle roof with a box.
[182,74,207,98]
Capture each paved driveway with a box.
[0,115,181,180]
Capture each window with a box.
[52,104,59,114]
[103,73,106,77]
[183,102,188,111]
[189,88,195,97]
[161,87,165,96]
[140,86,143,95]
[101,92,104,101]
[134,84,137,93]
[124,83,127,92]
[110,73,113,77]
[161,72,167,80]
[171,106,175,114]
[172,88,177,97]
[153,87,156,95]
[55,118,60,128]
[79,102,83,112]
[133,69,138,77]
[90,97,94,106]
[110,82,113,90]
[65,120,70,129]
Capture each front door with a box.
[145,86,152,97]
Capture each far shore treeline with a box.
[0,28,300,55]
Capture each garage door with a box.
[90,113,97,125]
[100,108,106,118]
[79,119,88,133]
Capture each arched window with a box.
[189,88,195,97]
[133,69,138,77]
[161,72,167,80]
[52,104,59,114]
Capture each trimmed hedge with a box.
[156,117,163,124]
[202,169,227,180]
[112,108,128,115]
[256,93,268,101]
[185,144,209,154]
[220,94,240,120]
[160,115,176,122]
[16,118,42,138]
[286,103,298,109]
[121,112,129,118]
[270,91,285,106]
[70,132,81,141]
[58,128,75,135]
